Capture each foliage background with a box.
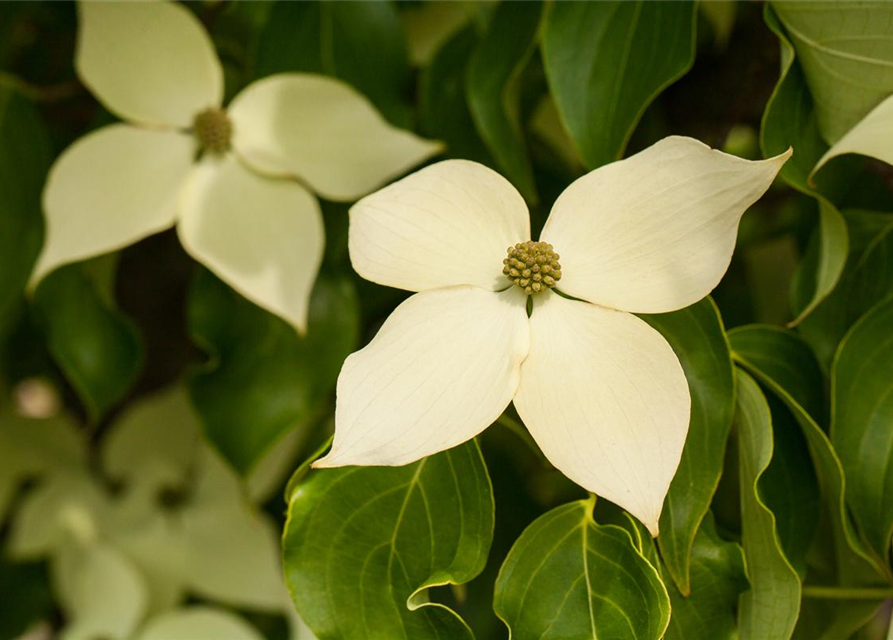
[2,1,893,639]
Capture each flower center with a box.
[193,107,232,154]
[503,241,562,295]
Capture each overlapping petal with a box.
[76,0,223,128]
[513,292,690,535]
[133,608,265,640]
[541,136,790,313]
[32,125,193,288]
[348,160,530,292]
[228,74,443,202]
[316,286,530,468]
[177,154,324,334]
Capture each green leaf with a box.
[493,498,670,640]
[735,369,801,640]
[33,265,143,422]
[419,26,493,165]
[254,0,412,127]
[541,0,696,170]
[800,213,893,370]
[761,5,849,326]
[831,296,893,563]
[0,87,51,330]
[283,440,493,640]
[187,269,359,474]
[771,1,893,145]
[729,325,888,580]
[466,0,542,203]
[639,297,734,595]
[663,514,748,640]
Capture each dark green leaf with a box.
[664,514,747,640]
[734,369,801,640]
[831,297,893,563]
[771,1,893,145]
[254,0,412,127]
[541,0,696,170]
[466,0,542,202]
[188,269,359,474]
[419,27,493,165]
[640,297,734,595]
[283,440,493,640]
[0,87,51,330]
[33,265,143,422]
[494,498,670,640]
[729,325,888,580]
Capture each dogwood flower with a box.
[315,137,790,534]
[30,1,440,332]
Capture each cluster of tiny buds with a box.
[193,107,232,155]
[503,241,562,295]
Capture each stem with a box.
[0,71,81,102]
[802,586,893,600]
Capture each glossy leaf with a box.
[0,87,50,329]
[494,498,670,640]
[831,297,893,563]
[761,5,849,326]
[283,440,492,640]
[641,297,735,595]
[730,325,887,579]
[800,214,893,370]
[188,269,359,474]
[664,514,747,640]
[771,1,893,145]
[254,0,412,127]
[735,369,800,640]
[33,265,143,422]
[541,0,696,170]
[466,0,542,202]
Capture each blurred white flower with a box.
[30,1,441,332]
[316,137,791,535]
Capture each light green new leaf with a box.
[761,5,849,326]
[494,498,670,640]
[832,297,893,563]
[730,325,887,580]
[640,298,735,595]
[33,265,143,423]
[254,0,412,127]
[283,441,493,640]
[0,87,51,331]
[541,0,696,170]
[800,213,893,370]
[466,0,542,203]
[735,370,801,640]
[771,1,893,145]
[664,513,747,640]
[188,269,359,474]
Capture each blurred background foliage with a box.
[1,1,893,639]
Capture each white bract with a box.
[30,0,441,332]
[316,137,791,535]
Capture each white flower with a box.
[315,137,791,535]
[30,1,441,332]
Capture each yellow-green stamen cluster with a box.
[193,107,232,155]
[503,241,562,295]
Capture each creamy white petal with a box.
[229,73,443,202]
[348,160,530,292]
[541,136,791,313]
[177,154,324,334]
[31,124,193,288]
[76,0,223,128]
[513,292,690,536]
[133,608,265,640]
[813,93,893,176]
[315,286,530,468]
